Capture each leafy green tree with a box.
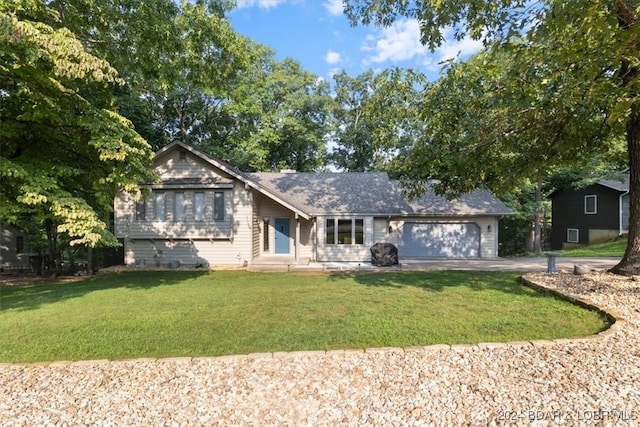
[330,68,426,172]
[390,44,625,253]
[224,55,333,171]
[44,0,256,151]
[0,5,155,273]
[345,0,640,274]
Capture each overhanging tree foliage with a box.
[346,0,640,274]
[391,43,626,253]
[45,0,257,152]
[1,5,155,272]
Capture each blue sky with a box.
[228,0,484,82]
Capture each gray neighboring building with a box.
[0,226,29,270]
[114,142,511,266]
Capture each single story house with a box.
[548,176,629,249]
[114,142,511,266]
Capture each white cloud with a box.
[362,19,428,64]
[362,19,484,71]
[324,0,344,16]
[235,0,298,9]
[324,50,342,65]
[438,28,484,62]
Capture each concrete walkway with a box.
[250,257,621,273]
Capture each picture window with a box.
[326,218,365,245]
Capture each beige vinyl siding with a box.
[251,197,261,259]
[117,148,255,266]
[122,181,253,266]
[116,190,233,240]
[373,218,389,244]
[299,219,315,261]
[478,216,499,258]
[155,148,226,180]
[316,216,373,262]
[253,193,314,260]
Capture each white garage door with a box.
[398,222,480,258]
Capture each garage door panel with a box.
[398,223,480,258]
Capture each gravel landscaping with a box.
[1,271,639,425]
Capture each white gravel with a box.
[2,271,640,426]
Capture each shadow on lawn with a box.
[0,271,209,312]
[326,270,540,297]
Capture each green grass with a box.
[0,271,609,363]
[560,238,627,257]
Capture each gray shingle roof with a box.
[598,176,629,192]
[248,172,403,215]
[396,182,512,216]
[248,172,511,217]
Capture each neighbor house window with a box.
[214,191,225,221]
[174,192,185,221]
[154,192,166,220]
[326,218,365,245]
[179,150,187,160]
[567,228,579,243]
[194,192,205,222]
[584,195,597,214]
[326,219,335,244]
[135,200,146,221]
[16,236,24,254]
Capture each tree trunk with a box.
[610,1,639,275]
[533,179,543,253]
[611,105,640,275]
[44,219,59,277]
[87,246,94,276]
[524,226,534,253]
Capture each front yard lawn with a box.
[0,270,609,363]
[560,238,626,257]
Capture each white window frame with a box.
[584,195,597,214]
[567,228,579,243]
[325,218,365,245]
[154,192,166,221]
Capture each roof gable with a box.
[547,175,629,199]
[155,142,312,219]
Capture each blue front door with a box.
[274,218,290,254]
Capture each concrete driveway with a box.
[397,256,621,272]
[278,257,622,273]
